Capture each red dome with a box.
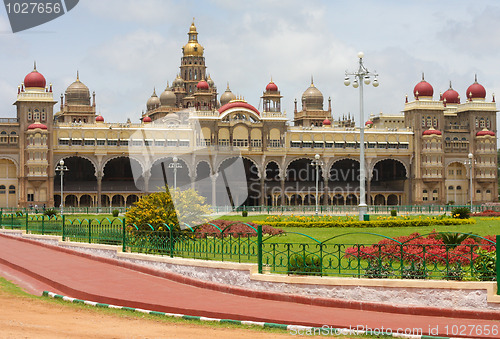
[442,86,460,104]
[476,129,495,137]
[218,101,260,116]
[323,118,331,126]
[365,120,374,125]
[467,76,486,99]
[197,80,209,90]
[143,116,152,123]
[27,122,47,130]
[24,69,46,88]
[95,115,104,122]
[266,81,278,92]
[422,128,442,136]
[414,80,433,98]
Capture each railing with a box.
[0,206,128,214]
[0,213,498,285]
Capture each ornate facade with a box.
[0,22,497,208]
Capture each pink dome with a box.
[323,118,331,126]
[365,120,374,125]
[266,81,278,92]
[422,128,442,136]
[467,76,486,100]
[218,101,260,116]
[95,115,104,122]
[27,122,47,130]
[143,116,152,123]
[442,84,460,104]
[413,76,433,98]
[24,68,46,88]
[476,129,495,137]
[197,80,209,90]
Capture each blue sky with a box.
[0,0,499,129]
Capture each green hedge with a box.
[256,218,476,228]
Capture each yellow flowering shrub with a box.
[125,190,179,231]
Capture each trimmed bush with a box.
[112,209,119,217]
[242,210,248,217]
[390,210,397,217]
[288,254,322,276]
[257,218,476,229]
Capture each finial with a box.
[76,70,80,81]
[493,93,496,102]
[421,72,424,81]
[449,81,452,89]
[311,75,314,86]
[33,61,37,71]
[226,82,230,90]
[405,94,408,103]
[192,17,195,24]
[474,74,478,83]
[153,87,157,96]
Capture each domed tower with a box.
[146,88,161,112]
[55,71,97,123]
[294,77,331,127]
[15,63,57,207]
[180,20,207,96]
[261,79,282,115]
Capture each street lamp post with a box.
[464,153,475,211]
[169,156,183,191]
[312,154,324,215]
[344,52,379,221]
[55,159,68,215]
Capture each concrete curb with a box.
[42,291,462,339]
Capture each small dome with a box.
[146,89,160,111]
[467,75,486,100]
[442,82,460,104]
[422,128,442,136]
[160,85,176,107]
[476,128,495,137]
[197,80,209,90]
[302,80,324,110]
[266,80,278,92]
[220,84,236,106]
[207,75,214,88]
[413,75,433,98]
[365,120,374,126]
[65,72,91,105]
[28,122,47,130]
[323,118,331,126]
[143,116,152,123]
[95,115,104,122]
[24,63,46,88]
[172,75,184,88]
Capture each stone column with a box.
[260,175,265,206]
[280,177,286,205]
[97,173,102,207]
[211,173,218,207]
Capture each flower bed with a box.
[195,219,283,238]
[258,218,475,228]
[473,209,500,217]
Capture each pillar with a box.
[211,173,218,207]
[97,173,102,207]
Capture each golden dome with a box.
[65,71,90,105]
[183,20,204,57]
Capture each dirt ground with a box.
[0,285,292,339]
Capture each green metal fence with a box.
[0,213,498,285]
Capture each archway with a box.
[103,157,143,192]
[329,159,360,196]
[126,194,139,206]
[194,161,212,205]
[387,194,399,206]
[215,157,260,207]
[371,159,407,199]
[65,194,78,207]
[80,194,92,207]
[149,157,191,192]
[373,194,385,205]
[111,195,125,207]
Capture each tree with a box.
[171,188,212,227]
[125,188,211,230]
[125,190,179,231]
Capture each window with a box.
[345,142,355,148]
[33,109,40,121]
[27,193,34,202]
[399,143,409,149]
[155,140,165,147]
[219,139,230,147]
[179,140,190,147]
[487,190,491,193]
[302,141,312,148]
[0,185,5,194]
[290,141,301,148]
[119,140,129,146]
[58,139,69,146]
[325,141,333,148]
[71,139,82,146]
[41,111,46,121]
[251,139,262,147]
[97,139,106,146]
[84,139,95,146]
[448,186,454,190]
[107,139,118,146]
[476,189,481,194]
[456,186,462,190]
[8,185,15,194]
[28,111,32,120]
[167,140,177,147]
[233,139,248,147]
[132,140,143,147]
[313,142,324,148]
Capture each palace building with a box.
[0,21,497,208]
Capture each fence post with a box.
[122,218,126,252]
[88,220,92,244]
[41,216,44,234]
[25,212,28,232]
[62,215,66,241]
[10,213,14,229]
[496,235,500,295]
[257,224,263,274]
[169,226,174,258]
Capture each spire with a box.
[226,82,230,90]
[33,61,37,71]
[76,70,80,82]
[449,80,452,89]
[474,74,478,83]
[152,87,157,96]
[421,72,425,81]
[311,75,314,86]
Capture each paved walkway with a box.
[0,233,499,338]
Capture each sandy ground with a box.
[0,284,293,339]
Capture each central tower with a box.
[180,20,207,95]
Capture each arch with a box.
[103,157,144,192]
[55,156,98,193]
[102,155,144,177]
[370,158,409,179]
[149,156,191,191]
[80,194,92,207]
[346,194,358,206]
[215,156,261,178]
[265,161,281,181]
[329,158,360,182]
[126,194,139,206]
[111,195,125,207]
[332,194,344,206]
[285,157,322,182]
[0,156,18,174]
[56,155,97,176]
[373,194,385,205]
[65,194,78,207]
[387,194,399,205]
[214,157,260,207]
